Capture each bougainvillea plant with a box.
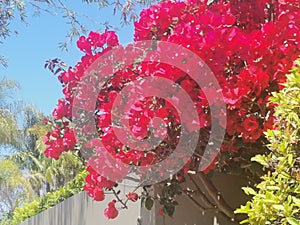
[43,0,300,221]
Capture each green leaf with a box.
[292,197,300,206]
[272,204,284,211]
[145,197,154,210]
[286,217,300,225]
[45,169,53,184]
[234,202,251,214]
[251,155,269,167]
[164,205,175,217]
[242,187,257,196]
[239,219,250,224]
[266,186,281,191]
[288,154,293,166]
[141,197,145,207]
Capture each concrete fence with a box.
[19,186,141,225]
[19,173,248,225]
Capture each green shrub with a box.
[11,170,87,225]
[0,214,13,225]
[235,61,300,225]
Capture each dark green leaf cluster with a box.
[141,179,182,217]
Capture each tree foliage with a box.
[0,170,87,225]
[0,77,20,149]
[0,78,84,221]
[9,109,84,195]
[0,159,35,216]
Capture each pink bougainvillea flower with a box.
[104,201,119,219]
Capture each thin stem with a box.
[196,173,235,221]
[112,188,128,209]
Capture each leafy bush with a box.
[235,61,300,225]
[10,170,87,225]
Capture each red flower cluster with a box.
[132,0,300,149]
[77,31,119,55]
[43,125,76,159]
[44,0,300,219]
[84,166,115,201]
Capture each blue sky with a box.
[0,1,135,115]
